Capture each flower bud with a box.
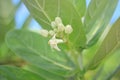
[81,17,85,23]
[49,30,55,36]
[39,29,48,37]
[55,17,62,25]
[58,23,65,32]
[65,25,73,34]
[51,21,56,29]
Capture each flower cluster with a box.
[39,17,73,51]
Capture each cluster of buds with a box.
[39,17,73,51]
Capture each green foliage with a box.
[23,65,66,80]
[88,18,120,69]
[0,0,19,65]
[85,0,118,47]
[6,30,75,77]
[22,0,87,49]
[73,0,86,17]
[0,0,120,80]
[0,0,15,43]
[0,66,44,80]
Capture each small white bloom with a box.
[58,23,65,32]
[48,35,63,51]
[55,17,62,25]
[49,30,55,36]
[81,17,85,23]
[39,29,48,37]
[65,25,73,34]
[51,21,56,29]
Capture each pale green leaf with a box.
[22,0,86,49]
[85,0,118,46]
[0,66,44,80]
[6,30,76,77]
[87,18,120,69]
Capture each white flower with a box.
[57,23,65,32]
[55,17,62,25]
[81,17,85,23]
[48,35,64,51]
[49,30,55,36]
[39,29,48,37]
[65,25,73,34]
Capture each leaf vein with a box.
[35,0,52,22]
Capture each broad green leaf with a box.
[22,0,86,49]
[72,0,86,17]
[84,0,118,46]
[87,18,120,69]
[6,30,76,77]
[24,65,68,80]
[0,66,44,80]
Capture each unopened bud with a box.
[55,17,62,25]
[81,17,85,23]
[58,23,65,32]
[49,30,55,36]
[39,29,48,37]
[65,25,73,34]
[51,21,56,29]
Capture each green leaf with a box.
[24,65,67,80]
[84,0,118,46]
[22,0,86,49]
[73,0,86,17]
[87,18,120,69]
[6,29,76,77]
[0,66,44,80]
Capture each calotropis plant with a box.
[0,0,120,80]
[39,17,73,51]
